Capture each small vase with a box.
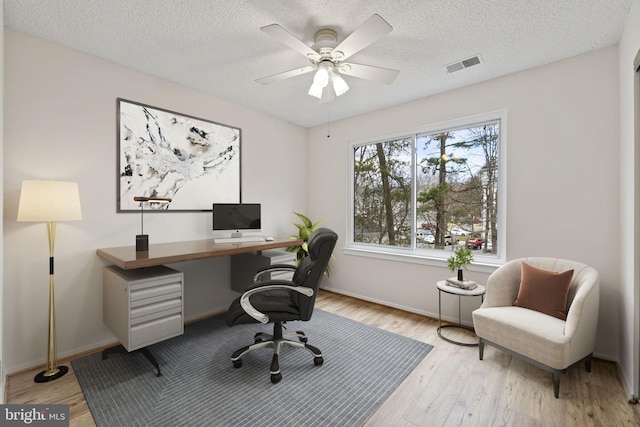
[457,269,464,281]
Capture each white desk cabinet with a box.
[103,265,184,351]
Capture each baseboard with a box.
[319,286,476,327]
[320,286,435,316]
[615,356,636,400]
[5,337,119,377]
[593,351,618,363]
[184,307,228,324]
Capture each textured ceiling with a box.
[4,0,633,128]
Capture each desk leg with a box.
[102,345,162,377]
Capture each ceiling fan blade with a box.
[331,14,392,61]
[339,62,399,84]
[256,65,315,85]
[261,24,321,61]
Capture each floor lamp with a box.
[17,180,82,383]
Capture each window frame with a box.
[346,110,507,268]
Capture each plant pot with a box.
[457,269,464,281]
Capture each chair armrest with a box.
[481,259,523,308]
[564,269,599,338]
[253,264,297,282]
[240,282,314,324]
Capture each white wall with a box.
[618,0,640,399]
[308,46,621,359]
[0,0,5,403]
[2,30,308,373]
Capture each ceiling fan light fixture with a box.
[309,61,336,99]
[313,68,329,87]
[313,63,331,88]
[332,74,349,96]
[308,82,324,98]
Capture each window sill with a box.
[343,245,501,275]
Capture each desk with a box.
[96,237,301,269]
[96,237,301,375]
[436,280,485,347]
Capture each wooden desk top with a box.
[96,237,302,270]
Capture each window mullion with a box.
[411,135,418,250]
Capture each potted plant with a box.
[287,212,323,264]
[286,212,334,275]
[447,246,473,281]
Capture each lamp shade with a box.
[312,65,330,88]
[17,180,82,222]
[308,82,324,99]
[332,74,350,96]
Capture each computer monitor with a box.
[212,203,261,237]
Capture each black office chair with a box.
[225,228,338,383]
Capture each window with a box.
[349,111,505,262]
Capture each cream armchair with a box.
[472,257,599,398]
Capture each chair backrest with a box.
[484,257,599,312]
[291,227,338,320]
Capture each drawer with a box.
[130,298,182,321]
[130,289,182,308]
[129,314,183,350]
[130,282,182,303]
[131,306,182,326]
[130,274,182,290]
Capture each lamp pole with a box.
[35,221,68,382]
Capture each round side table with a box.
[436,280,486,347]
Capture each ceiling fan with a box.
[256,14,400,103]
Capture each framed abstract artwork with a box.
[117,98,241,212]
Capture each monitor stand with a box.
[213,231,264,244]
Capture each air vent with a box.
[445,55,482,74]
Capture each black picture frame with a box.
[117,98,241,212]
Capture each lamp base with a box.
[136,234,149,251]
[34,365,68,383]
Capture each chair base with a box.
[231,321,323,383]
[479,338,592,398]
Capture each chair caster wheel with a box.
[314,356,324,366]
[271,373,282,384]
[233,359,242,368]
[299,336,308,343]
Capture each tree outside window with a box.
[353,137,412,247]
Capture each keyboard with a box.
[213,236,266,244]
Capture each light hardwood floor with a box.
[6,290,640,426]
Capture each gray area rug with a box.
[72,309,433,426]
